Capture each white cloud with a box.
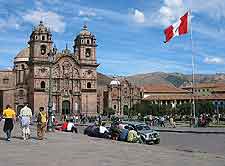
[23,9,65,32]
[189,0,225,20]
[78,9,97,18]
[0,16,20,31]
[130,9,145,24]
[204,57,225,65]
[136,0,188,28]
[157,0,225,26]
[158,0,187,27]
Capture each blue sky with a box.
[0,0,225,76]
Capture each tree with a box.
[196,101,214,115]
[176,103,192,116]
[133,101,172,117]
[103,107,115,117]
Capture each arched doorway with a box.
[62,100,70,115]
[17,105,23,116]
[123,105,129,116]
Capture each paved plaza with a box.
[0,123,225,166]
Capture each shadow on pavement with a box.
[0,137,6,141]
[11,136,40,140]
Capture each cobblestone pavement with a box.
[159,132,225,155]
[0,123,225,166]
[155,126,225,134]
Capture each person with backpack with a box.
[19,104,32,140]
[37,107,47,140]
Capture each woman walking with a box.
[2,105,16,141]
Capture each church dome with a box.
[33,21,49,33]
[79,24,92,36]
[14,47,29,62]
[110,79,121,86]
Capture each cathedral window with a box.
[87,39,90,44]
[87,82,91,88]
[21,64,25,70]
[18,90,24,97]
[3,78,9,84]
[35,36,38,40]
[114,105,117,109]
[85,48,91,57]
[41,81,46,89]
[40,45,46,55]
[42,36,45,41]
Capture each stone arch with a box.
[85,48,91,57]
[87,82,91,88]
[62,100,70,115]
[41,81,46,89]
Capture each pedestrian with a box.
[98,114,102,126]
[19,104,32,140]
[2,105,16,141]
[160,116,165,127]
[37,107,47,140]
[169,116,176,128]
[149,115,153,126]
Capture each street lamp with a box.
[47,45,57,132]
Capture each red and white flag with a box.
[164,12,188,43]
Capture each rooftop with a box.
[143,84,188,93]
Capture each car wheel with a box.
[140,136,146,144]
[154,139,160,144]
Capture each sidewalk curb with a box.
[155,129,225,134]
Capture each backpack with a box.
[39,112,47,123]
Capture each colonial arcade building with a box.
[0,21,99,116]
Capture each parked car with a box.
[122,121,160,144]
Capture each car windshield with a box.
[136,124,152,131]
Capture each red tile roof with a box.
[143,94,225,101]
[181,82,225,89]
[143,84,188,93]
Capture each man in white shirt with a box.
[99,122,109,138]
[67,119,77,133]
[19,104,32,140]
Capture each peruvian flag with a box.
[164,12,188,43]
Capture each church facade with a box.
[97,78,143,115]
[0,21,99,116]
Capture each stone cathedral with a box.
[0,21,99,116]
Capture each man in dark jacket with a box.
[118,125,129,141]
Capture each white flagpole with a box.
[189,8,196,127]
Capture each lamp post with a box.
[47,45,57,132]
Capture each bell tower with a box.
[73,24,97,65]
[27,21,54,113]
[28,21,53,62]
[73,24,99,116]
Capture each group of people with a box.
[56,119,78,133]
[148,115,176,128]
[98,121,143,143]
[1,104,48,141]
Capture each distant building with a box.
[143,82,225,109]
[0,22,99,116]
[143,84,191,108]
[97,78,142,115]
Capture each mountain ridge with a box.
[97,72,225,88]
